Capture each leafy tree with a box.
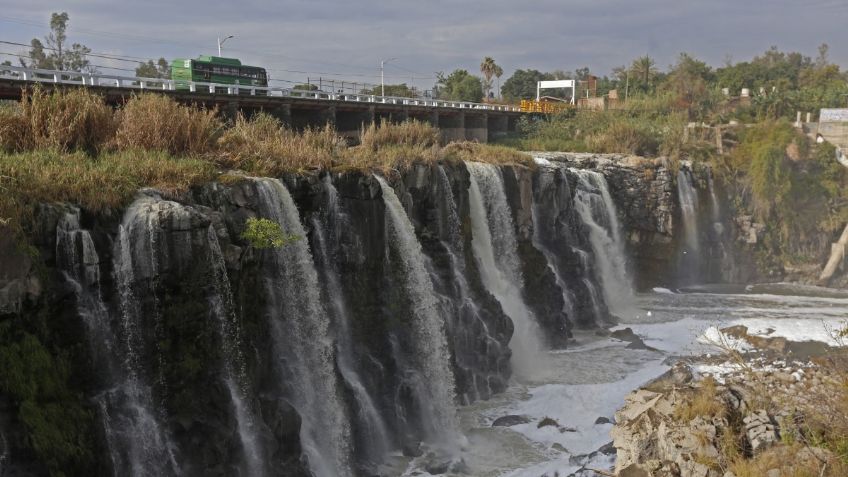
[480,57,499,100]
[661,53,715,117]
[293,83,318,91]
[22,12,93,72]
[501,69,553,100]
[630,55,658,92]
[435,69,483,102]
[360,83,414,97]
[135,58,170,78]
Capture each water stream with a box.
[254,178,353,477]
[571,169,634,317]
[466,161,547,380]
[376,176,461,448]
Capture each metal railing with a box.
[0,64,521,112]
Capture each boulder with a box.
[491,415,531,427]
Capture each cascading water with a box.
[466,161,545,379]
[254,178,353,477]
[312,177,391,464]
[706,170,721,224]
[571,169,634,317]
[436,165,463,251]
[677,169,700,253]
[205,227,266,477]
[112,197,180,476]
[676,169,703,283]
[375,176,460,446]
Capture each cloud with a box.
[2,0,846,89]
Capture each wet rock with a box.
[537,417,559,428]
[401,441,423,458]
[491,415,531,427]
[594,416,613,425]
[424,460,451,475]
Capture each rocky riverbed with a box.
[611,323,847,477]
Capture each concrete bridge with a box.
[0,65,522,143]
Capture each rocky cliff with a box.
[0,154,803,476]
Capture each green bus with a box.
[170,56,268,93]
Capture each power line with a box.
[0,51,138,72]
[0,15,387,75]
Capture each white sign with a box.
[820,109,848,122]
[536,80,576,103]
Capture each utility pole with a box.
[625,72,630,104]
[218,35,234,57]
[380,57,397,96]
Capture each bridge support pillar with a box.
[465,113,488,143]
[322,105,337,126]
[487,114,509,141]
[439,112,466,144]
[225,101,240,122]
[336,107,376,143]
[271,103,292,126]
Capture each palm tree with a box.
[493,64,504,100]
[480,56,497,100]
[630,55,657,90]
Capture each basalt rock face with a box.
[0,156,739,475]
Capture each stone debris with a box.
[742,410,778,453]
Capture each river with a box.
[402,283,848,476]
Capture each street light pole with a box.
[218,35,234,57]
[380,57,397,96]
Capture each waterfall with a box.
[55,209,122,474]
[466,161,545,379]
[706,170,721,224]
[677,169,700,253]
[374,176,460,446]
[312,177,391,463]
[436,165,463,251]
[112,197,181,477]
[206,227,266,477]
[254,178,353,477]
[571,169,634,317]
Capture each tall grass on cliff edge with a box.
[114,94,223,155]
[217,112,345,174]
[0,87,116,153]
[0,150,215,233]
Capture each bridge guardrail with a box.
[0,64,521,112]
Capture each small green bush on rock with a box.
[241,217,299,249]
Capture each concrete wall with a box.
[465,114,488,143]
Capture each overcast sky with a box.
[2,0,847,91]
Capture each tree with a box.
[630,55,658,91]
[662,53,715,117]
[135,58,170,78]
[493,64,504,99]
[480,57,498,100]
[360,83,414,97]
[22,12,93,72]
[435,70,483,102]
[293,83,318,91]
[500,69,553,100]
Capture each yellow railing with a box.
[520,99,571,114]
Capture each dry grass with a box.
[7,87,116,153]
[443,141,535,168]
[674,377,724,422]
[217,113,344,174]
[359,119,440,151]
[113,94,223,155]
[0,150,215,231]
[729,443,848,477]
[0,104,30,152]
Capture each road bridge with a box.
[0,65,522,143]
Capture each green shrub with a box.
[240,217,299,249]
